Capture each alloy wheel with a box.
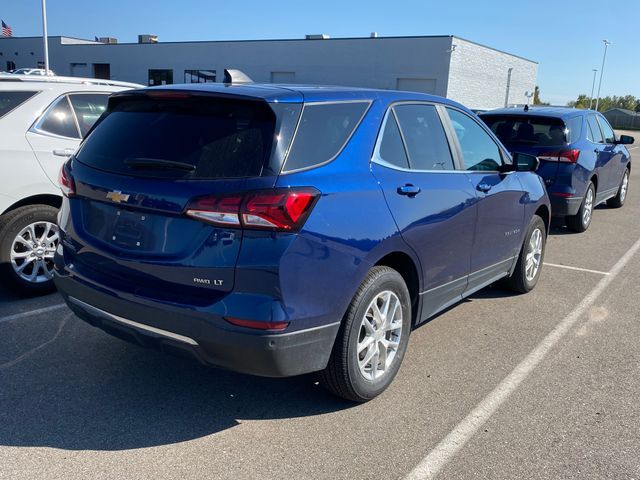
[10,221,59,283]
[357,290,403,381]
[525,227,543,282]
[620,171,629,203]
[582,187,594,227]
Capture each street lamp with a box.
[594,40,611,112]
[41,0,50,75]
[588,69,598,110]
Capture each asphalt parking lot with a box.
[1,136,639,480]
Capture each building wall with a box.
[51,36,454,97]
[446,37,538,109]
[1,35,537,110]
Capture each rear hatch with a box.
[65,90,302,304]
[480,114,582,184]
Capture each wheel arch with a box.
[534,204,550,236]
[374,251,421,326]
[2,194,62,216]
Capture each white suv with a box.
[0,75,141,294]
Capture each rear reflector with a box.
[58,163,76,197]
[224,317,290,331]
[551,192,575,197]
[539,149,580,163]
[186,188,320,232]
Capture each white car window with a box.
[38,96,81,139]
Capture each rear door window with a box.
[393,104,454,170]
[447,108,504,171]
[37,95,81,139]
[283,101,369,172]
[377,112,409,169]
[76,95,284,179]
[481,115,567,147]
[586,115,604,143]
[596,115,616,144]
[68,93,109,137]
[565,116,583,143]
[0,91,38,118]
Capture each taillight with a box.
[539,149,580,163]
[185,188,320,232]
[58,163,76,197]
[186,194,243,226]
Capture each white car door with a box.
[25,93,109,184]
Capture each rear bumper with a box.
[54,271,340,378]
[550,195,583,217]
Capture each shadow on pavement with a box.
[0,314,353,451]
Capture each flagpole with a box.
[41,0,50,74]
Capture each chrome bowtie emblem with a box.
[106,190,130,203]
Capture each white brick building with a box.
[0,34,537,109]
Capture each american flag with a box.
[2,20,12,37]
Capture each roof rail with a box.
[0,74,142,88]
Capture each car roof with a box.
[135,82,467,108]
[481,106,589,119]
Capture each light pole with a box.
[504,67,513,108]
[594,40,611,112]
[41,0,50,75]
[588,68,598,110]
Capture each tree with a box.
[567,94,639,112]
[533,86,550,105]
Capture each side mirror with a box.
[616,134,635,145]
[512,152,540,172]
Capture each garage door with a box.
[396,78,437,94]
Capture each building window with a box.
[6,61,16,71]
[93,63,110,80]
[184,69,216,83]
[149,69,173,86]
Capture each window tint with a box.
[284,102,369,172]
[596,116,616,144]
[38,96,80,138]
[447,108,503,171]
[586,115,604,143]
[0,91,38,118]
[378,113,409,169]
[481,114,567,147]
[394,104,454,170]
[76,96,280,179]
[68,93,109,137]
[566,116,583,143]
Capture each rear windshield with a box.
[0,91,38,118]
[75,95,300,179]
[481,115,576,147]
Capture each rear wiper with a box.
[124,158,196,171]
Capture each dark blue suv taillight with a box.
[185,187,320,232]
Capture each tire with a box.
[607,168,630,208]
[566,182,595,233]
[320,266,412,402]
[0,204,60,296]
[502,215,546,294]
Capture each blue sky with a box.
[2,0,638,104]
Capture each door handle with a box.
[397,184,421,197]
[53,148,75,157]
[477,182,492,193]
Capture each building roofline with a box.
[452,36,537,64]
[1,33,537,63]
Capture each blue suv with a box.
[54,84,550,401]
[480,107,634,232]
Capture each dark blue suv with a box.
[54,84,550,401]
[480,107,634,232]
